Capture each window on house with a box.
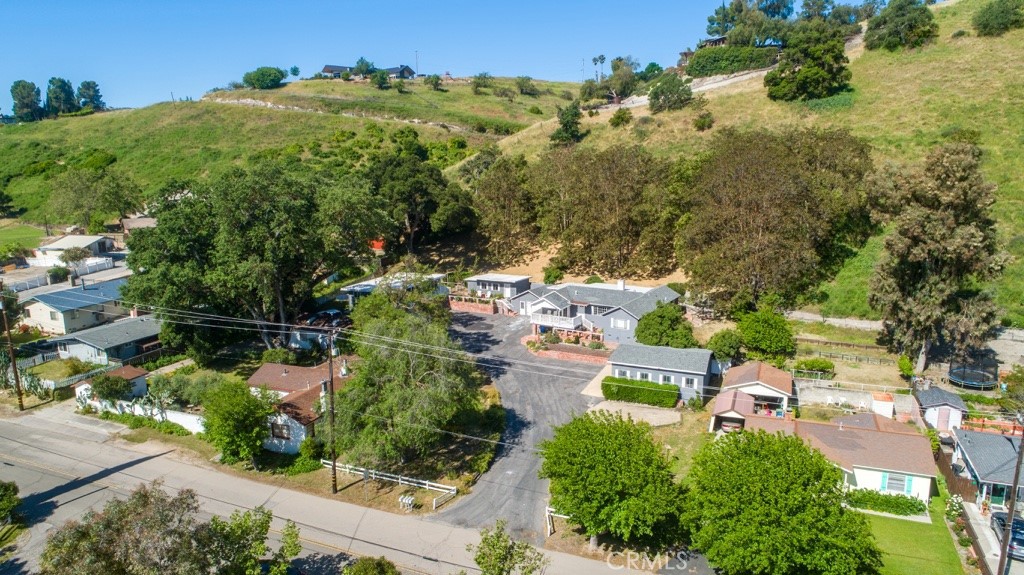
[611,318,632,330]
[616,369,628,378]
[270,423,290,440]
[520,301,526,312]
[49,311,58,321]
[685,378,696,389]
[661,375,673,384]
[885,473,907,493]
[639,372,650,381]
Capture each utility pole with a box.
[415,50,419,76]
[0,298,24,411]
[997,413,1024,575]
[328,328,338,494]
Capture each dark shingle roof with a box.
[916,387,968,412]
[322,65,353,73]
[620,285,681,318]
[955,428,1021,486]
[27,279,126,313]
[52,316,161,350]
[609,344,713,375]
[510,283,681,318]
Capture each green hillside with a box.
[498,0,1024,323]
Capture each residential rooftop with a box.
[52,316,161,350]
[37,234,109,251]
[916,386,968,412]
[465,273,531,283]
[26,278,127,312]
[954,428,1020,486]
[609,344,713,374]
[723,361,794,396]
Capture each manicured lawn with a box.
[0,221,44,248]
[866,493,964,575]
[26,360,71,382]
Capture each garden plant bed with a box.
[520,335,611,364]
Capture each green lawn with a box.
[26,359,102,382]
[789,319,883,347]
[866,493,964,575]
[0,221,44,248]
[651,412,712,483]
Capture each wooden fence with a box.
[795,337,886,352]
[797,349,896,365]
[961,418,1024,436]
[936,448,978,501]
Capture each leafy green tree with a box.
[635,303,699,348]
[350,275,451,330]
[353,57,375,76]
[345,557,401,575]
[973,0,1024,36]
[45,77,80,116]
[648,74,693,113]
[550,101,585,145]
[206,506,301,575]
[608,107,633,127]
[48,168,103,227]
[370,69,390,90]
[98,168,143,219]
[706,328,743,362]
[637,62,664,82]
[865,0,939,50]
[764,20,851,100]
[737,306,796,363]
[687,431,882,575]
[468,519,549,575]
[800,0,834,19]
[364,149,447,253]
[605,56,639,102]
[579,79,602,101]
[708,0,743,35]
[329,312,478,469]
[515,76,539,96]
[11,80,43,121]
[1,289,24,332]
[761,0,796,19]
[89,375,132,403]
[424,74,443,90]
[472,154,537,265]
[539,411,686,547]
[289,65,300,77]
[678,128,872,310]
[202,380,277,464]
[0,481,18,521]
[471,72,494,95]
[869,143,1005,372]
[59,246,94,278]
[242,67,288,89]
[76,81,105,110]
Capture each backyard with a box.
[866,492,965,575]
[26,359,103,383]
[650,411,713,483]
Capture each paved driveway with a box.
[432,313,602,545]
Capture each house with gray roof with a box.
[51,316,162,365]
[22,279,130,335]
[509,281,681,343]
[953,428,1022,507]
[608,344,714,402]
[916,386,968,432]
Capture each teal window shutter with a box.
[881,472,889,491]
[905,476,913,495]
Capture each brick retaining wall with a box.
[449,299,496,314]
[520,335,611,365]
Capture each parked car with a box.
[991,511,1024,560]
[720,421,743,433]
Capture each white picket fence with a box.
[5,274,48,292]
[320,460,458,510]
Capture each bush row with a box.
[845,488,927,516]
[601,376,679,408]
[99,411,192,436]
[685,46,778,78]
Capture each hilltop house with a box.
[385,65,415,79]
[247,361,351,454]
[607,344,714,403]
[22,279,129,334]
[322,65,354,77]
[509,281,681,344]
[51,316,162,365]
[464,274,532,299]
[744,413,936,504]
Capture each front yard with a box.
[866,493,965,575]
[650,411,712,482]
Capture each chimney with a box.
[617,279,625,290]
[130,306,139,318]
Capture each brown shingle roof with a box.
[279,387,322,426]
[106,365,149,381]
[833,412,916,435]
[744,416,935,477]
[711,389,756,417]
[722,361,793,395]
[247,362,332,394]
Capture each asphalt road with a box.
[433,313,602,545]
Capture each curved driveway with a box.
[433,313,602,545]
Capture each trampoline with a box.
[948,359,999,390]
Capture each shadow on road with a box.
[294,552,354,574]
[18,450,173,526]
[0,555,28,575]
[496,406,529,456]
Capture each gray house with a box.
[509,281,681,343]
[322,65,354,77]
[385,65,416,79]
[953,428,1022,507]
[51,316,162,364]
[608,344,714,402]
[464,274,532,298]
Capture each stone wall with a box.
[449,298,496,314]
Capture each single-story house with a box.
[509,281,681,344]
[464,274,532,299]
[247,360,352,454]
[74,364,149,401]
[721,361,794,413]
[120,217,157,235]
[322,64,354,77]
[916,386,968,432]
[385,65,415,79]
[51,316,162,365]
[708,389,757,432]
[21,278,130,335]
[745,413,936,504]
[608,344,714,403]
[952,428,1023,507]
[337,272,447,309]
[36,234,114,257]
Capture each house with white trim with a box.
[916,386,968,432]
[607,344,714,403]
[720,361,794,413]
[22,279,129,335]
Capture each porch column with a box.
[782,395,789,412]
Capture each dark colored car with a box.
[991,511,1024,560]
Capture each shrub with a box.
[951,29,970,38]
[609,108,633,127]
[141,353,187,372]
[687,395,705,411]
[648,74,693,113]
[0,480,19,521]
[559,90,574,101]
[588,341,606,350]
[285,456,322,476]
[98,412,191,436]
[261,348,296,365]
[494,86,517,102]
[973,0,1024,36]
[898,354,915,378]
[299,436,325,460]
[946,494,965,521]
[601,376,679,407]
[90,374,132,402]
[241,67,288,90]
[693,111,715,131]
[926,428,940,454]
[793,358,835,377]
[845,489,927,515]
[64,357,95,376]
[345,556,400,575]
[542,264,564,284]
[542,331,562,345]
[47,266,70,282]
[584,274,604,284]
[685,46,777,77]
[865,0,939,51]
[527,105,543,115]
[738,308,796,361]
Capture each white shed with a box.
[916,387,968,432]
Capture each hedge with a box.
[99,412,192,436]
[685,46,778,78]
[601,376,679,408]
[845,489,927,516]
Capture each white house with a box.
[51,316,162,365]
[21,279,129,335]
[746,413,935,504]
[74,365,149,401]
[916,386,968,432]
[36,234,114,258]
[720,361,794,414]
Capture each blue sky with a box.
[2,1,723,112]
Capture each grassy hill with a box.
[498,0,1024,323]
